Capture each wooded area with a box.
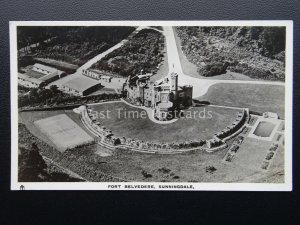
[176,26,286,81]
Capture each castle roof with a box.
[63,76,100,92]
[157,101,173,109]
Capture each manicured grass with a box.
[90,102,241,143]
[196,83,285,118]
[257,144,284,183]
[231,137,271,172]
[199,71,255,81]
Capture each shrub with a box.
[205,166,217,173]
[198,62,227,77]
[141,170,152,178]
[158,167,171,174]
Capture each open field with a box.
[90,102,241,143]
[34,114,94,152]
[199,71,256,81]
[196,83,285,118]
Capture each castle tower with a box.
[170,72,178,104]
[170,72,178,92]
[182,85,193,107]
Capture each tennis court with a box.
[34,114,94,152]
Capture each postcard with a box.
[10,21,293,191]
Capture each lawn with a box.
[83,134,283,183]
[231,137,271,173]
[196,83,285,118]
[90,102,241,143]
[226,136,284,183]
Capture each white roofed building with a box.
[61,76,102,96]
[18,63,67,88]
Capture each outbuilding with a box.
[62,75,102,96]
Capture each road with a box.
[162,26,285,98]
[49,25,284,98]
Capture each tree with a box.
[49,84,58,92]
[28,88,38,101]
[18,143,47,181]
[260,27,286,57]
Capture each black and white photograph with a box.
[10,21,293,191]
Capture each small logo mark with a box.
[20,185,25,191]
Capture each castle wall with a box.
[183,85,193,107]
[124,72,193,121]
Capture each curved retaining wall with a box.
[80,104,249,154]
[80,105,206,154]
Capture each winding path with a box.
[49,25,284,99]
[48,26,148,89]
[85,26,284,124]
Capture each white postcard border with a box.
[10,20,293,191]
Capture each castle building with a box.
[124,72,193,121]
